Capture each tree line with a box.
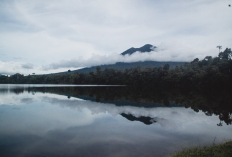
[0,48,232,88]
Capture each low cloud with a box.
[21,63,34,69]
[0,61,22,75]
[43,42,217,70]
[0,61,35,75]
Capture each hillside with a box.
[54,61,185,74]
[75,61,185,73]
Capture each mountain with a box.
[121,44,156,55]
[51,44,185,75]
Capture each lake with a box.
[0,84,232,157]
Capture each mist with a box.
[43,42,218,70]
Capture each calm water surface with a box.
[0,84,231,157]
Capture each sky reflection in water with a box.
[0,85,232,157]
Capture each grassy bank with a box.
[169,141,232,157]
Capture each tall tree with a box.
[216,46,222,53]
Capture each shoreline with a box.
[169,141,232,157]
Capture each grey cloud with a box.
[21,63,34,69]
[0,61,29,75]
[0,0,231,74]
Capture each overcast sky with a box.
[0,0,231,75]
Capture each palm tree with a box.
[216,46,222,53]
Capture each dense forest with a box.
[68,61,185,74]
[0,48,231,88]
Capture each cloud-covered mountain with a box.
[57,44,184,74]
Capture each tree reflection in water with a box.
[5,86,232,126]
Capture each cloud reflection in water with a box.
[0,88,232,157]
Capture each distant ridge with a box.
[121,44,156,55]
[75,61,185,73]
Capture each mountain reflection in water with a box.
[17,85,232,126]
[0,85,232,157]
[121,113,156,125]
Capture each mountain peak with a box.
[121,44,156,56]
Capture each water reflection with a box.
[0,85,232,157]
[2,85,231,126]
